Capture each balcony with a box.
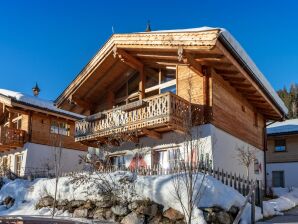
[75,92,191,145]
[0,127,27,151]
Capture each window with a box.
[115,71,140,100]
[160,68,176,83]
[50,121,70,136]
[160,85,176,94]
[145,68,159,88]
[110,155,125,168]
[274,139,286,152]
[2,157,8,170]
[272,171,285,187]
[145,68,176,95]
[254,159,260,174]
[153,150,168,167]
[15,154,23,176]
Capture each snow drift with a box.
[0,172,263,223]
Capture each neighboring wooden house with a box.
[0,88,87,177]
[266,119,298,189]
[55,27,288,182]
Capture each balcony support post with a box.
[203,66,212,123]
[142,128,161,140]
[107,91,115,109]
[139,68,145,100]
[8,112,13,128]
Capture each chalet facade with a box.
[266,119,298,189]
[55,27,287,182]
[0,89,87,177]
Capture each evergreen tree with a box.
[277,83,298,118]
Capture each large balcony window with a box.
[114,67,177,107]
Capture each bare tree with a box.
[50,124,63,218]
[236,145,256,179]
[170,69,210,224]
[70,117,140,205]
[171,133,209,224]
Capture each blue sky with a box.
[0,0,297,100]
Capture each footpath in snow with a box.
[263,187,298,217]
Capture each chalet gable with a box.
[55,27,287,120]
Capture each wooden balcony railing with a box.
[0,127,27,149]
[75,92,191,142]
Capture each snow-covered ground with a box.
[0,172,263,223]
[263,187,298,217]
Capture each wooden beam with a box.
[71,95,93,112]
[182,52,204,76]
[132,53,178,61]
[6,107,29,115]
[107,91,115,109]
[199,61,233,70]
[8,112,13,128]
[142,128,161,140]
[0,145,16,151]
[114,47,143,71]
[139,69,145,99]
[234,88,257,94]
[193,53,224,59]
[222,76,246,82]
[214,69,239,75]
[230,83,253,88]
[123,134,139,143]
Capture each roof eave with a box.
[218,33,287,119]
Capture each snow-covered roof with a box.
[147,27,288,115]
[0,89,84,119]
[267,119,298,135]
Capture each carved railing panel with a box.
[75,92,191,141]
[0,127,27,147]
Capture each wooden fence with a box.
[0,161,263,206]
[61,162,263,206]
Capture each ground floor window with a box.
[2,157,8,169]
[272,171,285,187]
[110,155,125,168]
[152,148,180,169]
[15,154,23,176]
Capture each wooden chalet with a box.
[55,27,287,151]
[0,89,87,153]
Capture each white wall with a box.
[267,162,298,189]
[210,125,265,182]
[24,143,86,174]
[107,124,213,169]
[0,143,87,176]
[105,124,264,182]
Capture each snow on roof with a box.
[146,26,218,33]
[0,89,84,119]
[146,27,288,115]
[267,119,298,135]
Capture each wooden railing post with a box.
[251,188,256,224]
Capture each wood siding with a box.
[176,65,209,124]
[211,73,265,149]
[177,65,204,105]
[21,114,30,132]
[267,135,298,163]
[30,113,87,151]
